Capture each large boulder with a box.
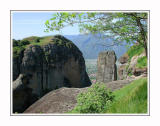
[96,51,117,83]
[13,35,91,113]
[24,87,88,113]
[24,79,135,113]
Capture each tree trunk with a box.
[136,17,148,57]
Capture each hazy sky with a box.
[12,12,80,40]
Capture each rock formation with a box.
[13,35,91,113]
[118,52,147,80]
[117,53,129,80]
[118,53,129,64]
[13,74,38,113]
[24,79,135,113]
[96,51,117,83]
[118,64,127,80]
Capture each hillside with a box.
[106,78,147,113]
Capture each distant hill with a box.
[65,34,127,59]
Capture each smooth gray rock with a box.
[96,51,117,83]
[24,79,136,114]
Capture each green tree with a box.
[45,12,148,57]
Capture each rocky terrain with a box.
[24,79,134,113]
[13,35,147,114]
[13,35,91,113]
[118,52,147,80]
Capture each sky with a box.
[12,12,80,40]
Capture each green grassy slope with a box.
[106,78,147,113]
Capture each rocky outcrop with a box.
[118,64,127,80]
[13,74,38,113]
[96,51,117,83]
[118,52,147,80]
[117,53,129,80]
[118,53,129,64]
[133,67,147,76]
[128,52,145,73]
[13,35,91,113]
[24,87,88,113]
[24,79,135,113]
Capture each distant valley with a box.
[65,34,127,59]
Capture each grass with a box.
[25,36,53,46]
[136,56,147,68]
[127,44,144,61]
[106,78,147,113]
[13,35,76,58]
[67,78,148,114]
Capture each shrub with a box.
[71,83,114,113]
[13,39,20,47]
[13,46,25,58]
[19,40,30,46]
[35,37,40,43]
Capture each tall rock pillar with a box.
[96,51,117,83]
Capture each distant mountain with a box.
[65,34,127,59]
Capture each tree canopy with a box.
[45,12,148,56]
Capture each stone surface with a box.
[13,35,91,113]
[118,64,128,80]
[118,52,147,80]
[118,53,129,64]
[133,67,147,76]
[128,52,145,73]
[13,74,38,113]
[96,51,117,83]
[24,79,135,114]
[24,87,88,113]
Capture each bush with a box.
[13,39,20,47]
[71,83,114,113]
[13,46,25,58]
[35,37,40,43]
[19,40,30,46]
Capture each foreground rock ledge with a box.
[24,79,134,114]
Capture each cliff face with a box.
[13,35,91,113]
[118,52,147,80]
[96,51,117,83]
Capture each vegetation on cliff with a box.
[13,35,77,59]
[124,44,147,76]
[127,44,145,61]
[136,56,147,69]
